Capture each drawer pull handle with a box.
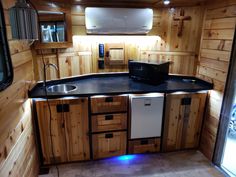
[56,104,70,112]
[105,115,113,120]
[144,103,151,106]
[141,140,148,145]
[105,133,113,139]
[181,98,192,105]
[105,97,113,102]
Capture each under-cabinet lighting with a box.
[108,154,140,164]
[38,10,63,15]
[73,35,162,46]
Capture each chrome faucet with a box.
[43,63,59,87]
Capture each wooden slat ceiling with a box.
[31,0,207,8]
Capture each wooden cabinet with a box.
[162,92,207,152]
[36,98,90,165]
[128,138,160,154]
[92,131,127,159]
[92,113,127,133]
[90,95,128,159]
[91,95,128,114]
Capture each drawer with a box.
[128,138,160,154]
[91,96,127,114]
[92,131,127,159]
[92,113,127,132]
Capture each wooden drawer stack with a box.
[90,95,128,159]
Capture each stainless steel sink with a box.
[47,84,77,93]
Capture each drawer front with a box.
[128,138,160,154]
[92,113,127,132]
[91,96,127,114]
[92,131,127,159]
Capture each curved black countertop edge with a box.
[29,72,213,99]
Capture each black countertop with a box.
[29,73,213,98]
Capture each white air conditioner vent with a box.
[85,7,153,34]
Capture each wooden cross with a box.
[173,9,191,37]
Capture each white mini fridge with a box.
[130,93,164,139]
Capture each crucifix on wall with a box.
[173,9,191,37]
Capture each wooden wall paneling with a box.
[0,118,37,177]
[91,42,99,73]
[148,8,162,35]
[204,17,236,29]
[197,3,236,160]
[34,6,204,80]
[201,39,233,51]
[36,54,59,81]
[198,66,227,82]
[0,1,38,176]
[58,53,80,78]
[199,58,229,72]
[140,51,196,75]
[11,50,33,68]
[78,52,93,74]
[71,5,86,35]
[125,43,140,61]
[0,100,30,167]
[6,25,12,40]
[203,29,235,40]
[205,5,236,19]
[8,40,30,55]
[200,49,231,62]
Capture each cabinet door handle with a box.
[105,133,113,139]
[141,140,148,145]
[56,104,70,112]
[105,97,113,102]
[105,115,113,120]
[181,98,192,105]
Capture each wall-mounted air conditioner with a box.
[85,7,153,35]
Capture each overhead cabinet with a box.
[35,98,90,165]
[162,92,207,152]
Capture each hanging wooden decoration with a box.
[173,9,191,37]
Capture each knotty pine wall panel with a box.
[34,6,204,81]
[197,2,236,160]
[0,0,38,176]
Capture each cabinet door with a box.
[36,98,90,164]
[92,131,127,159]
[63,98,90,161]
[183,94,206,148]
[36,99,67,164]
[162,93,207,152]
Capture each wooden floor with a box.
[39,151,224,177]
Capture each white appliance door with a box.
[130,95,164,139]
